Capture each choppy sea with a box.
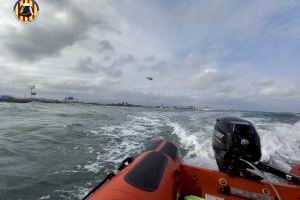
[0,103,300,199]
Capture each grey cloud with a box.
[75,57,122,78]
[75,57,95,74]
[104,56,112,61]
[189,68,232,91]
[41,78,118,94]
[138,59,169,73]
[189,84,242,102]
[184,52,220,68]
[258,84,298,98]
[0,63,119,98]
[111,54,135,67]
[254,79,275,87]
[151,61,168,71]
[252,80,298,98]
[144,56,156,62]
[98,40,114,52]
[3,1,107,62]
[1,1,300,112]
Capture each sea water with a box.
[0,103,299,199]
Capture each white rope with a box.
[240,158,282,200]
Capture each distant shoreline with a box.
[0,95,217,111]
[0,96,144,107]
[1,96,299,113]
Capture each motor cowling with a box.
[212,117,261,174]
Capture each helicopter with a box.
[146,76,153,81]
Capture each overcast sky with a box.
[1,0,300,112]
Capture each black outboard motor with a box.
[212,117,261,175]
[212,117,300,184]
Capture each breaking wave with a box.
[1,103,299,199]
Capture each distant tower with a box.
[29,85,37,98]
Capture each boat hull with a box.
[84,140,300,200]
[85,140,180,200]
[180,163,300,200]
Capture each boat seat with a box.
[124,151,168,192]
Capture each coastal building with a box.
[64,96,78,103]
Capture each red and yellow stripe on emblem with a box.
[18,0,24,21]
[29,0,33,21]
[33,1,38,19]
[15,2,19,19]
[32,0,38,20]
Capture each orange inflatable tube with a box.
[84,140,180,200]
[83,140,300,200]
[180,163,300,200]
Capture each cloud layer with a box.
[0,0,300,112]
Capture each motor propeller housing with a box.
[212,117,261,173]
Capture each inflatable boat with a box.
[83,117,300,200]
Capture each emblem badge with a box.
[14,0,39,23]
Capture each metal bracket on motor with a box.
[219,185,275,200]
[256,162,300,185]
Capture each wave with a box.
[168,122,217,169]
[167,118,300,172]
[258,122,300,171]
[83,115,162,174]
[2,103,300,199]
